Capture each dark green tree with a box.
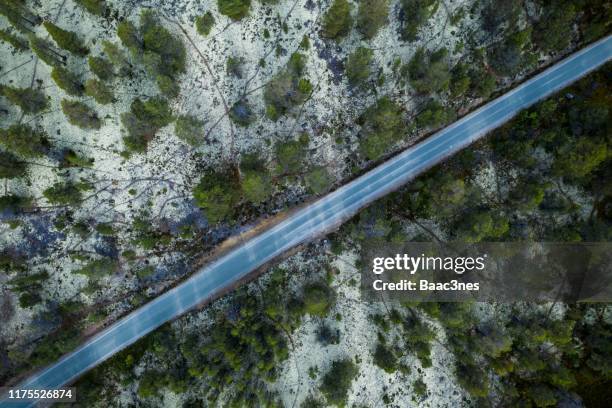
[118,10,186,98]
[85,79,114,104]
[51,66,84,96]
[217,0,251,21]
[275,137,307,174]
[102,40,130,75]
[320,358,358,406]
[0,85,47,114]
[264,52,312,120]
[320,0,353,41]
[407,47,450,93]
[88,56,114,80]
[0,28,28,51]
[0,124,49,158]
[450,62,470,97]
[61,149,94,168]
[305,166,333,195]
[193,168,241,223]
[373,342,397,373]
[43,22,88,56]
[74,0,107,17]
[356,0,389,39]
[240,152,272,204]
[302,282,334,316]
[345,46,373,89]
[398,0,438,41]
[481,0,521,34]
[61,100,102,129]
[43,181,83,206]
[488,28,532,77]
[532,3,576,53]
[358,96,404,160]
[0,194,32,212]
[121,97,173,152]
[416,99,454,129]
[174,114,205,147]
[0,150,26,179]
[0,1,41,33]
[195,12,215,36]
[29,34,64,67]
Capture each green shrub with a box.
[302,282,334,316]
[305,167,332,194]
[416,99,454,128]
[193,168,241,223]
[264,52,311,120]
[102,41,130,74]
[73,258,119,280]
[74,0,107,17]
[88,56,114,80]
[174,114,205,146]
[240,153,272,204]
[121,97,173,153]
[0,124,49,158]
[358,96,404,160]
[413,378,427,398]
[0,1,41,33]
[51,66,84,96]
[43,181,83,206]
[481,0,521,34]
[0,85,47,114]
[95,223,114,236]
[61,149,94,168]
[469,67,496,99]
[532,4,576,53]
[275,138,307,174]
[43,22,88,56]
[320,0,353,41]
[7,271,48,308]
[487,29,533,77]
[0,28,28,51]
[0,194,32,212]
[320,359,358,406]
[450,62,470,97]
[217,0,251,21]
[373,342,397,373]
[407,47,450,93]
[399,0,438,41]
[117,20,141,52]
[29,34,64,67]
[61,99,102,129]
[85,79,114,104]
[345,46,373,89]
[195,12,215,36]
[454,210,509,242]
[0,150,27,179]
[356,0,389,39]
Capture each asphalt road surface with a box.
[2,34,611,407]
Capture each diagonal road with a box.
[1,34,611,407]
